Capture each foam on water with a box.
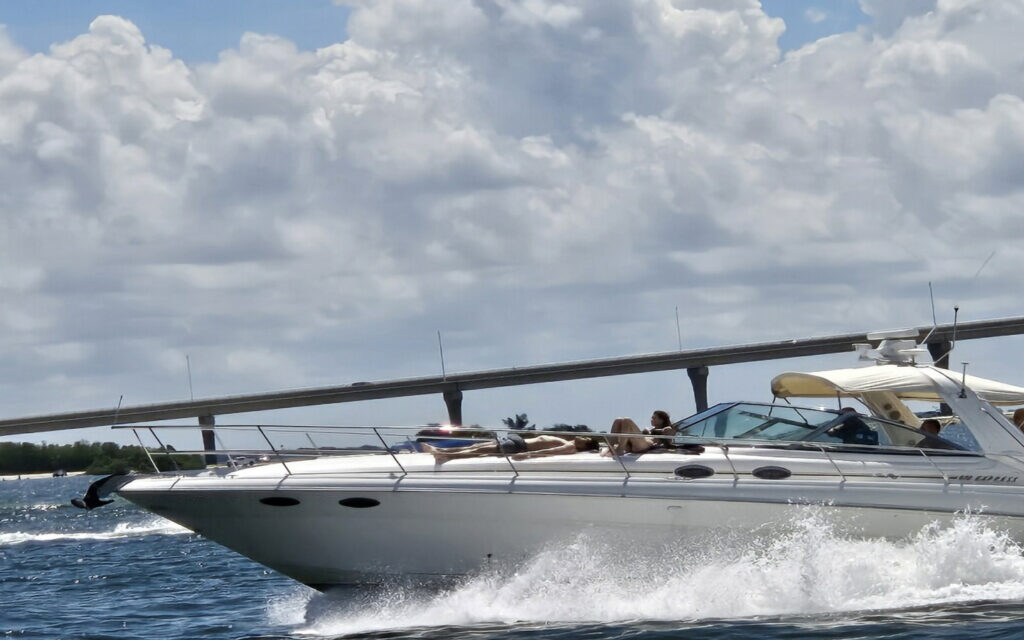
[281,512,1024,637]
[0,516,189,546]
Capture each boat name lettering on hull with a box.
[875,473,1019,483]
[951,475,1019,483]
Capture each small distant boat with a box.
[52,469,67,478]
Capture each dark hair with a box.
[652,410,671,427]
[574,437,600,452]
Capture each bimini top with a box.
[771,364,1024,406]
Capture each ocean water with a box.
[5,477,1024,639]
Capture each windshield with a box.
[675,403,965,451]
[675,404,835,440]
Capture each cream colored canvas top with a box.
[771,364,1024,405]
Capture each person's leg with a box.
[424,440,500,462]
[608,418,649,454]
[624,435,657,453]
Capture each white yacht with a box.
[91,345,1024,589]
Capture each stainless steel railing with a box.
[115,423,641,477]
[109,422,1000,486]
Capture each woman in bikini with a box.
[602,410,674,456]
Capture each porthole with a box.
[259,496,300,507]
[674,465,714,479]
[752,466,791,480]
[339,497,380,509]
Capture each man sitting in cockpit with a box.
[826,407,879,446]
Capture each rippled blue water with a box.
[5,476,1024,639]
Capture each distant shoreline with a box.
[0,471,88,481]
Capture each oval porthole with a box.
[259,496,300,507]
[674,465,714,479]
[339,497,380,509]
[752,466,791,480]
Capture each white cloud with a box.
[805,8,828,24]
[3,0,1024,439]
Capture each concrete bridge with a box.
[2,316,1023,442]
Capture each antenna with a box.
[951,305,960,350]
[186,354,195,401]
[935,250,993,364]
[437,330,447,380]
[941,250,992,359]
[921,282,938,345]
[959,361,969,398]
[973,250,996,279]
[112,395,124,426]
[675,306,682,351]
[929,282,937,326]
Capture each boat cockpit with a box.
[673,402,970,454]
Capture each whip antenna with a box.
[111,395,123,426]
[921,282,939,346]
[675,306,682,352]
[951,305,960,350]
[437,330,447,380]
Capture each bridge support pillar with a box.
[687,366,709,413]
[199,414,217,466]
[443,389,463,426]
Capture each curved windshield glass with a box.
[675,403,965,451]
[675,404,836,441]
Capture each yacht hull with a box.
[118,454,1024,587]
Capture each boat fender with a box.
[674,465,714,479]
[259,496,301,506]
[70,472,133,510]
[339,497,380,508]
[752,466,791,480]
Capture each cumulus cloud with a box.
[805,9,827,24]
[1,0,1024,433]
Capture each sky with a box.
[2,0,1024,448]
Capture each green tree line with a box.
[0,441,205,475]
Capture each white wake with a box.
[0,517,189,546]
[269,514,1024,637]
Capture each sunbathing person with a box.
[421,433,599,463]
[602,410,675,456]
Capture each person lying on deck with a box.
[601,410,675,457]
[421,434,600,463]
